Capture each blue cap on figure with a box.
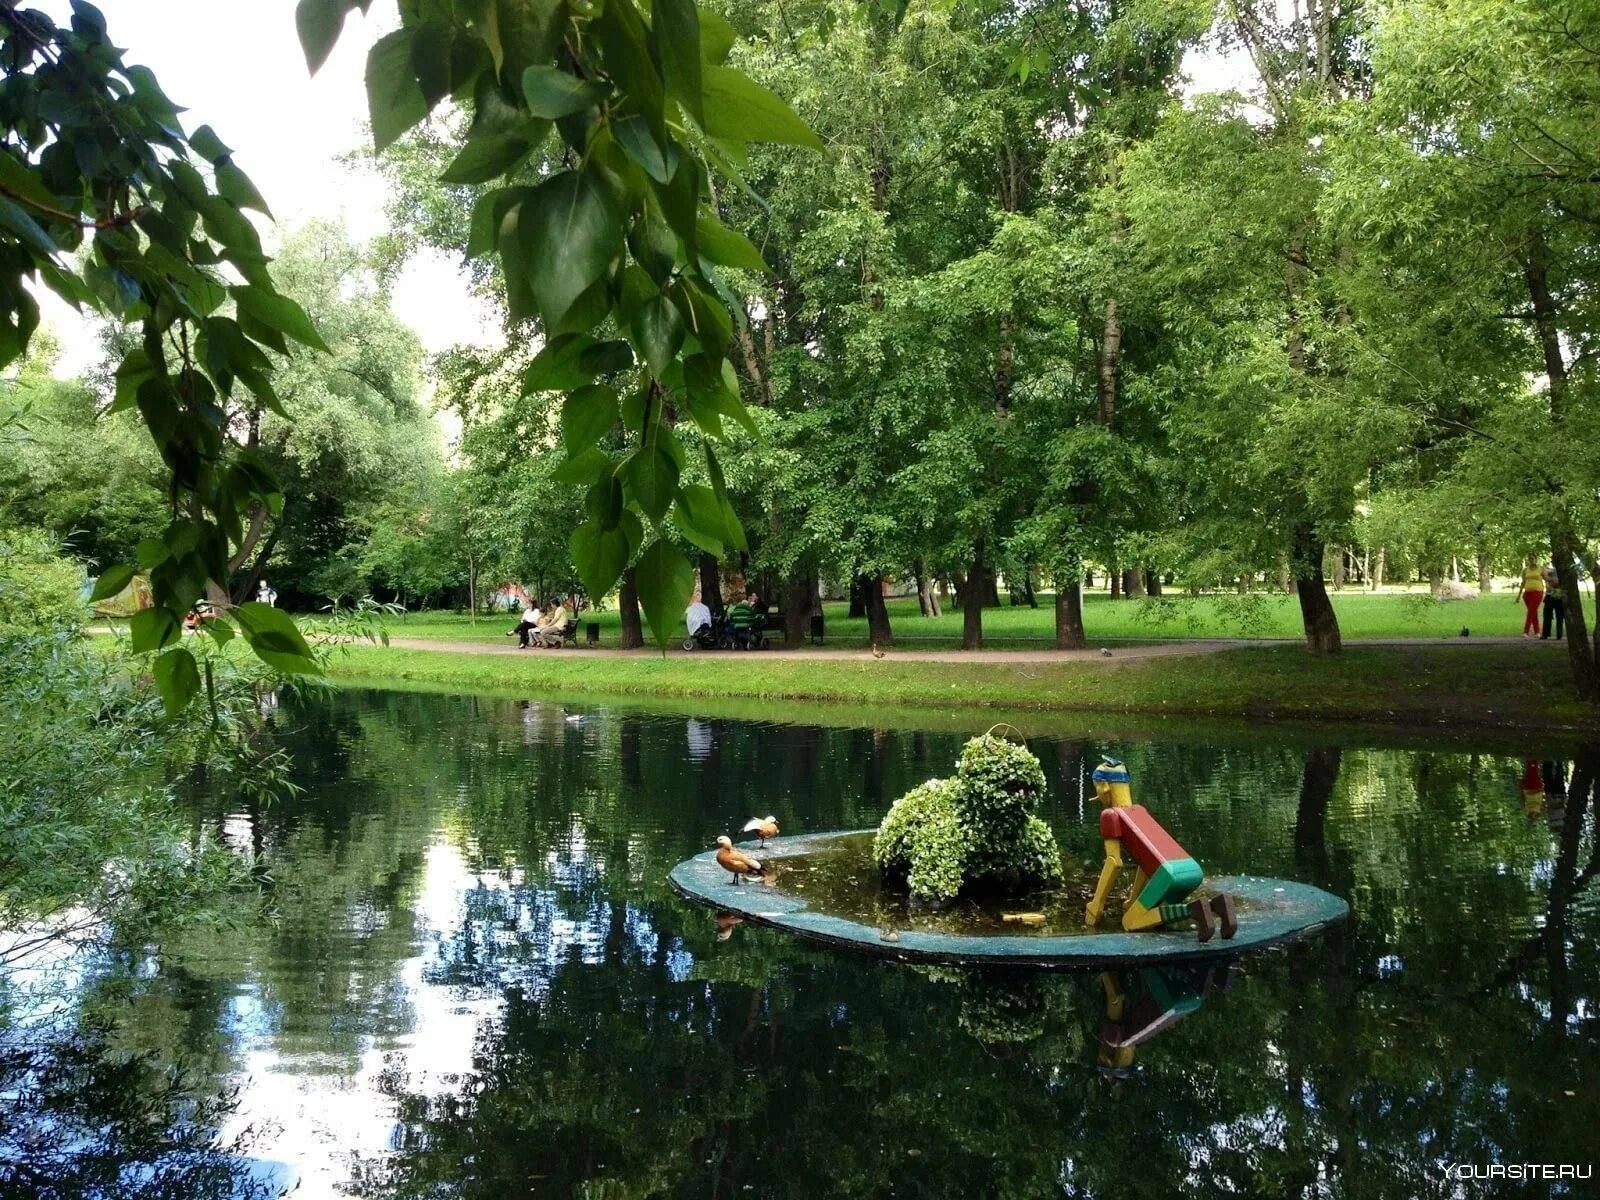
[1092,759,1130,784]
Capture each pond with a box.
[6,687,1597,1198]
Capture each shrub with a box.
[0,525,87,634]
[874,734,1061,903]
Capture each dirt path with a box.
[376,635,1531,664]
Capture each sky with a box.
[31,1,1253,380]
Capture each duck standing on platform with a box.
[743,815,779,848]
[715,836,764,885]
[1084,759,1237,942]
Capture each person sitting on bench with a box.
[508,599,542,649]
[532,598,569,648]
[685,592,715,647]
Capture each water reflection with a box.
[3,691,1596,1198]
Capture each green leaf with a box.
[216,160,272,217]
[627,291,685,379]
[367,29,429,152]
[613,115,673,184]
[233,602,320,675]
[295,0,362,74]
[552,445,612,485]
[0,149,60,210]
[562,384,621,450]
[580,339,635,376]
[493,0,567,76]
[523,332,599,391]
[695,212,768,274]
[700,66,821,149]
[518,169,623,328]
[596,0,664,128]
[705,444,747,551]
[585,472,624,528]
[652,0,703,124]
[130,607,180,654]
[467,186,529,258]
[634,538,694,649]
[0,196,57,258]
[521,65,608,118]
[90,564,136,602]
[153,647,201,716]
[440,115,545,185]
[699,11,736,64]
[621,442,680,519]
[571,519,631,601]
[189,125,232,163]
[231,286,331,352]
[672,484,727,554]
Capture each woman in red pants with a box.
[1514,558,1545,637]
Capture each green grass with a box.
[358,588,1581,649]
[324,640,1598,736]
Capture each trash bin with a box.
[809,614,824,645]
[586,622,600,646]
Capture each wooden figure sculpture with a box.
[1084,759,1238,942]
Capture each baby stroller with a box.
[682,616,727,651]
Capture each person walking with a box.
[1514,557,1545,638]
[1542,564,1566,641]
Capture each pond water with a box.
[6,687,1598,1198]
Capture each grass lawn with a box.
[355,587,1584,649]
[324,640,1599,737]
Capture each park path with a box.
[376,634,1532,664]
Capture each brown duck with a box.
[742,815,779,848]
[715,836,764,885]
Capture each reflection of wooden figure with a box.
[1098,964,1234,1080]
[1085,759,1237,941]
[1520,758,1547,818]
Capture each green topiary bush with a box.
[873,734,1061,903]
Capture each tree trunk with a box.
[1109,568,1121,600]
[1476,546,1491,594]
[1096,298,1121,428]
[865,578,893,646]
[961,540,985,649]
[1055,573,1085,650]
[1122,568,1146,599]
[914,557,939,617]
[619,568,644,649]
[783,568,812,645]
[848,575,868,619]
[1526,248,1600,701]
[1144,569,1161,598]
[232,518,284,607]
[1023,568,1038,608]
[699,553,724,619]
[1292,524,1342,654]
[984,569,1001,608]
[1373,545,1386,590]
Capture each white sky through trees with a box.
[27,1,1251,380]
[31,0,498,378]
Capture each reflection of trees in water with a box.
[50,691,1600,1197]
[0,1002,280,1199]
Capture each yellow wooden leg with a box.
[1120,869,1149,915]
[1121,899,1166,931]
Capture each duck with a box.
[715,836,764,885]
[742,815,779,847]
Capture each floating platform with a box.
[670,831,1349,968]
